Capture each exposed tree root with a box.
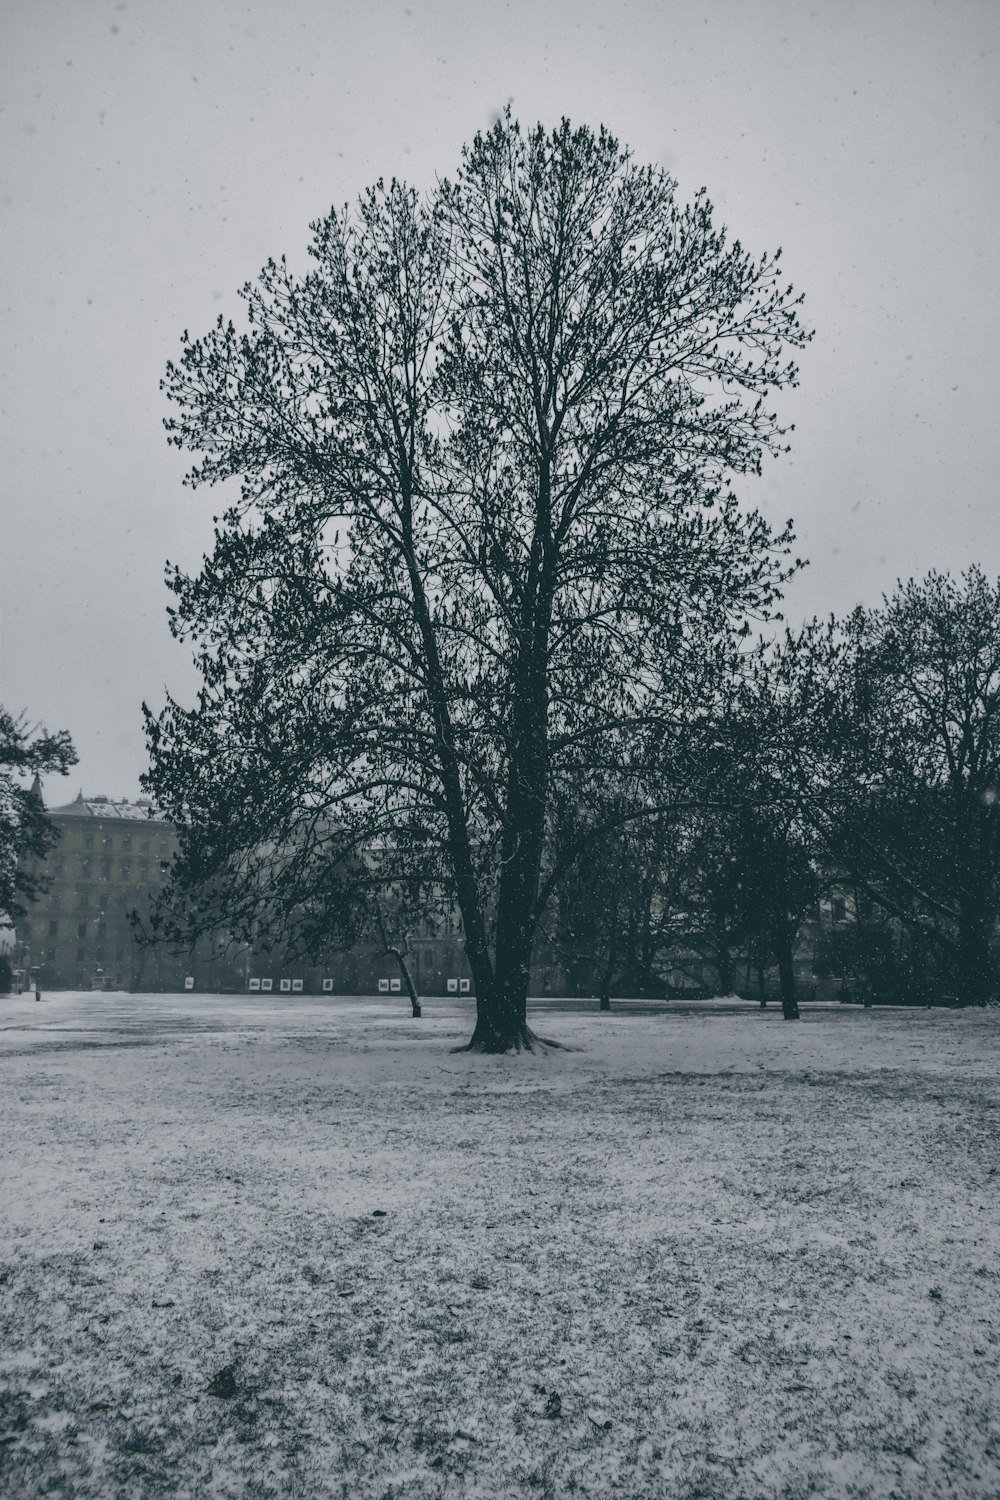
[451,1023,569,1055]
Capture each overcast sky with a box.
[2,0,999,801]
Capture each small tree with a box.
[371,888,424,1018]
[146,115,810,1051]
[0,708,77,923]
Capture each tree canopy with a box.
[830,569,1000,1004]
[146,116,811,1050]
[0,707,77,923]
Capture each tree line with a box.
[134,115,1000,1047]
[550,568,1000,1016]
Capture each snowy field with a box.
[0,992,998,1499]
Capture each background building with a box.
[14,791,483,995]
[13,793,182,990]
[15,791,861,1001]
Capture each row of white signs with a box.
[377,977,472,994]
[188,976,475,995]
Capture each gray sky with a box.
[2,0,999,800]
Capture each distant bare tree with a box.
[549,803,675,1008]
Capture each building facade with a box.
[14,794,180,990]
[14,792,482,995]
[15,792,858,1000]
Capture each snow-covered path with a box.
[1,993,997,1497]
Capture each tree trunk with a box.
[776,925,799,1021]
[393,951,422,1018]
[459,849,564,1052]
[470,722,550,1048]
[598,894,621,1012]
[462,478,559,1053]
[716,938,734,997]
[373,903,422,1017]
[129,942,148,995]
[955,908,994,1007]
[458,973,543,1052]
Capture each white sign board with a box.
[322,979,333,993]
[248,977,261,992]
[378,978,390,993]
[460,978,470,993]
[292,979,303,993]
[184,977,194,991]
[390,977,401,992]
[447,978,458,993]
[261,978,273,992]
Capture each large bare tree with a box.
[146,116,809,1050]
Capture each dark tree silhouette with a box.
[663,625,847,1019]
[145,116,810,1051]
[832,569,1000,1006]
[730,626,854,1019]
[548,802,677,1008]
[0,708,76,922]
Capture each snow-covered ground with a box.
[0,991,997,1498]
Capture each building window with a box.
[832,896,847,923]
[47,947,56,962]
[48,919,59,937]
[121,862,131,879]
[77,921,87,939]
[76,946,85,962]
